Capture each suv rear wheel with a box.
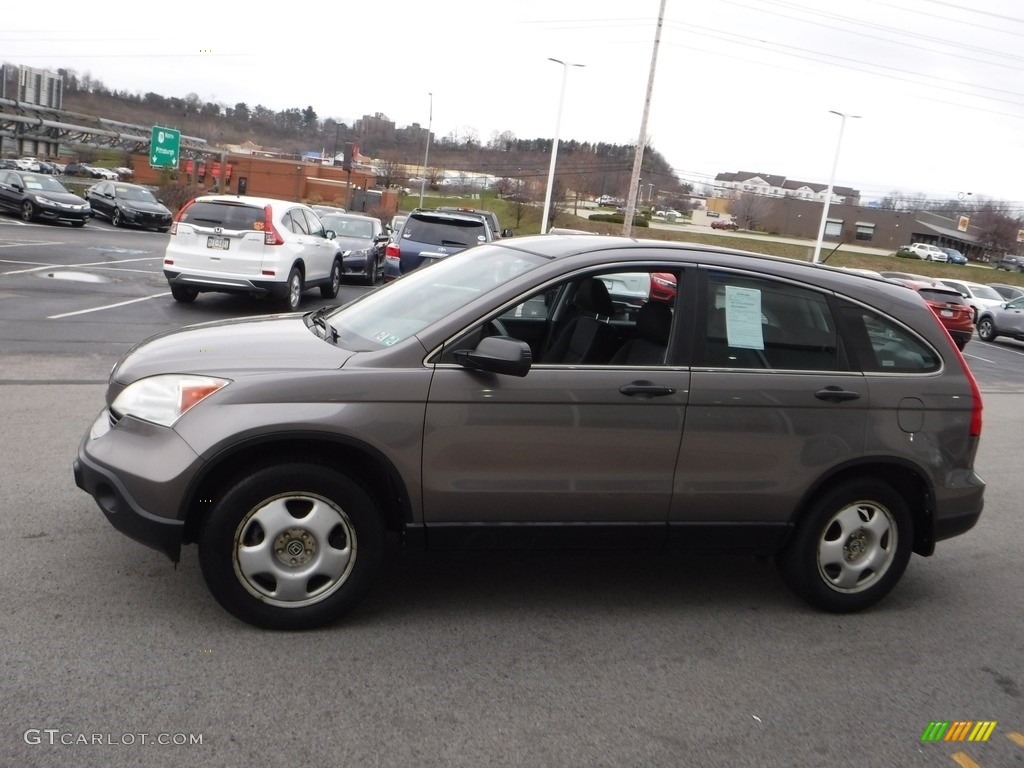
[197,463,384,630]
[284,268,303,311]
[320,259,341,299]
[170,284,198,303]
[777,479,912,612]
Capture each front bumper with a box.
[73,409,202,562]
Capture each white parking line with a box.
[3,256,161,275]
[48,292,171,319]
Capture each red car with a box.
[896,279,974,350]
[711,219,739,230]
[649,272,677,302]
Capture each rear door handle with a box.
[620,381,676,398]
[815,386,861,402]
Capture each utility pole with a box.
[622,0,667,237]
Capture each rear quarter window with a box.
[839,304,941,373]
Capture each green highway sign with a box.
[150,126,181,168]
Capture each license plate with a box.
[207,236,230,250]
[940,309,953,317]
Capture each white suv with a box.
[903,243,948,262]
[163,195,344,311]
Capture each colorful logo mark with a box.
[921,721,997,742]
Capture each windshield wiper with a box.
[308,306,338,343]
[440,240,468,247]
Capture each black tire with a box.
[111,208,123,227]
[72,221,86,228]
[320,259,341,299]
[197,463,384,630]
[20,201,35,222]
[284,267,303,311]
[776,479,912,612]
[157,226,170,233]
[977,317,997,342]
[170,284,198,303]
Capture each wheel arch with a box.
[180,432,411,547]
[791,459,936,556]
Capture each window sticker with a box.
[373,330,400,346]
[725,286,764,350]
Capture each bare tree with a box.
[729,192,772,230]
[973,200,1024,256]
[374,158,404,189]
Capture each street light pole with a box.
[418,92,433,208]
[540,57,584,234]
[812,110,860,263]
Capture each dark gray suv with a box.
[383,208,492,281]
[75,236,985,629]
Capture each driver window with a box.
[441,269,679,368]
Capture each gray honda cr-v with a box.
[75,235,985,629]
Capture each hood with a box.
[121,200,170,215]
[39,191,88,206]
[112,313,354,384]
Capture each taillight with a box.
[927,309,983,437]
[263,205,284,245]
[170,197,196,235]
[385,242,400,258]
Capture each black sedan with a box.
[0,170,90,226]
[318,212,388,284]
[86,181,172,231]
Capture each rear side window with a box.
[179,202,264,231]
[283,209,310,235]
[699,272,839,371]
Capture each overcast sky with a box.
[5,0,1024,205]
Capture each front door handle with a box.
[815,386,861,402]
[620,381,676,398]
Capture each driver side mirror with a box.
[454,336,532,377]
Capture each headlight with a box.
[111,374,230,427]
[33,195,55,206]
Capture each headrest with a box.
[637,300,672,345]
[574,278,615,317]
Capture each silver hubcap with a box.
[817,501,896,593]
[232,493,356,607]
[288,275,300,307]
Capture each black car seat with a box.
[610,301,672,365]
[544,278,620,364]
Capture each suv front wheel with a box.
[197,463,384,630]
[777,479,912,612]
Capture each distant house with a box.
[714,170,860,206]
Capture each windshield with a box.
[326,245,545,350]
[970,285,1003,301]
[117,186,157,203]
[404,215,486,247]
[321,215,373,239]
[22,174,69,193]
